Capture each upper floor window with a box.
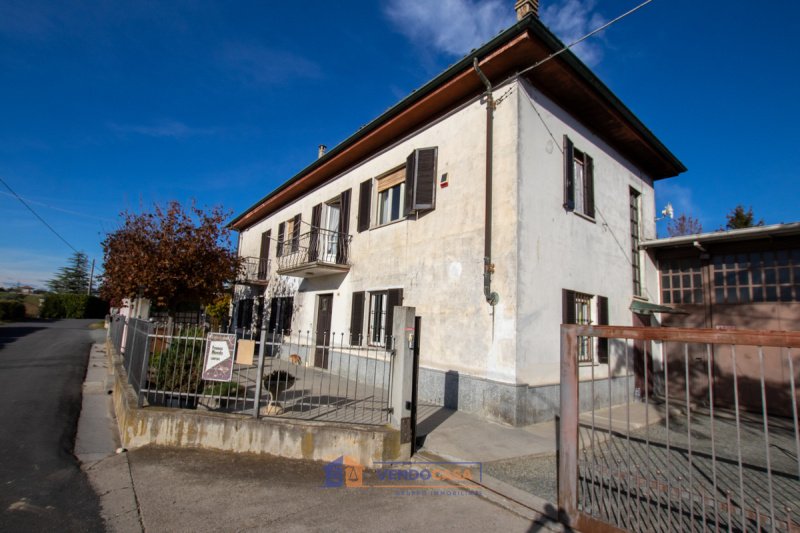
[563,135,595,219]
[630,188,642,296]
[357,147,438,233]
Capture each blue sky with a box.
[1,0,798,287]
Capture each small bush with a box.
[0,301,25,321]
[40,294,109,319]
[150,327,205,393]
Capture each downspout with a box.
[473,58,500,306]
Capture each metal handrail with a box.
[237,257,271,283]
[277,227,351,271]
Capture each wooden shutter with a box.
[562,289,576,324]
[357,179,371,233]
[338,189,351,264]
[281,297,294,333]
[291,214,301,252]
[597,295,609,363]
[406,147,437,214]
[384,288,404,347]
[309,204,321,262]
[349,291,365,345]
[277,222,285,257]
[585,154,595,218]
[258,230,271,279]
[563,136,575,211]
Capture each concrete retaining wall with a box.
[108,341,402,467]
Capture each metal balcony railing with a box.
[237,257,271,285]
[276,227,351,277]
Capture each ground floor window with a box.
[563,289,609,364]
[268,297,293,334]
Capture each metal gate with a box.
[559,324,800,532]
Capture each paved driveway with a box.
[0,320,104,532]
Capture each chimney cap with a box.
[318,144,327,159]
[515,0,539,20]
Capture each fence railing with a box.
[559,324,800,532]
[237,256,270,284]
[276,228,351,272]
[110,315,393,426]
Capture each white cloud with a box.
[385,0,514,57]
[541,0,607,67]
[385,0,608,67]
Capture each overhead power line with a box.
[509,0,655,82]
[0,175,79,254]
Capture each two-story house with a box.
[229,2,685,426]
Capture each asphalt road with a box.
[0,319,105,532]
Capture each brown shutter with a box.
[277,222,285,257]
[406,147,437,213]
[357,179,371,233]
[597,295,609,363]
[384,288,404,347]
[349,291,365,345]
[291,214,301,252]
[338,189,351,264]
[585,154,595,218]
[309,204,321,262]
[564,136,575,211]
[562,289,576,324]
[258,230,271,280]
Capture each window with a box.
[310,189,351,264]
[235,298,254,329]
[268,297,293,334]
[630,188,642,296]
[711,249,800,303]
[377,167,405,225]
[563,136,595,218]
[660,257,703,304]
[563,290,609,364]
[356,288,403,347]
[276,214,301,257]
[356,147,437,232]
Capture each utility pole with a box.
[87,259,95,295]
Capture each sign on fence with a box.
[202,333,236,382]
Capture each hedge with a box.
[40,294,109,319]
[0,301,26,321]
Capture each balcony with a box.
[276,227,351,278]
[237,257,271,285]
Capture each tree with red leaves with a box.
[101,201,241,311]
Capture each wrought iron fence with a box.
[238,256,270,284]
[559,324,800,532]
[110,315,393,426]
[276,228,351,272]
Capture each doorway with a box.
[314,294,333,369]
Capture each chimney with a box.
[318,144,327,159]
[514,0,539,20]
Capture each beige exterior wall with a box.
[238,83,520,384]
[237,77,662,394]
[515,79,659,387]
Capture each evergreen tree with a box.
[725,205,764,230]
[47,252,91,294]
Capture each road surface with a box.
[0,319,104,532]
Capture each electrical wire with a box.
[0,175,79,253]
[514,0,655,80]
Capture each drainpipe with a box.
[473,58,500,306]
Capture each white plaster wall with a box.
[515,79,659,387]
[238,86,520,384]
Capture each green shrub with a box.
[0,301,25,321]
[150,327,205,393]
[40,294,109,319]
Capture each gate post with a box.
[390,306,416,458]
[558,324,579,527]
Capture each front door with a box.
[314,294,333,369]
